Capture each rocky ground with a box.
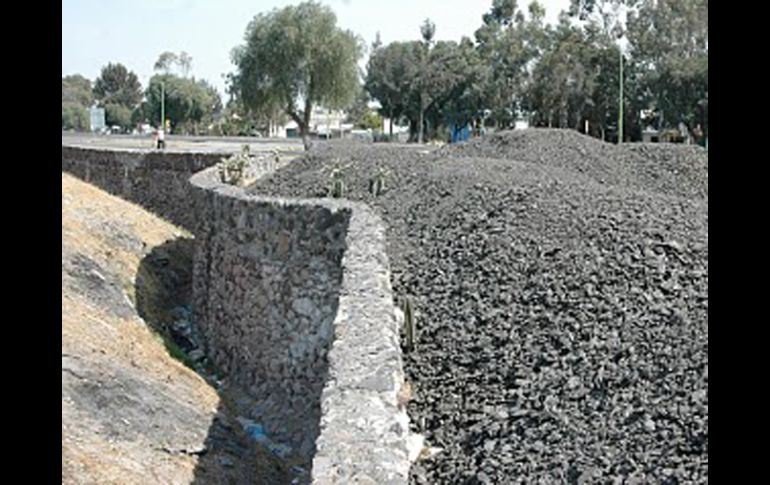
[248,129,708,484]
[62,173,298,484]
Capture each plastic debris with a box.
[236,417,293,459]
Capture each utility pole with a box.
[618,47,624,144]
[160,81,165,130]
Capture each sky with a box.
[62,0,571,99]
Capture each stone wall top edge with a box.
[190,164,381,222]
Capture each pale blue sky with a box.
[62,0,570,98]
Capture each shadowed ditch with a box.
[64,145,412,483]
[136,233,343,484]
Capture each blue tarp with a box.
[450,122,471,143]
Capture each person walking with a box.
[157,126,165,150]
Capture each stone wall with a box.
[190,167,411,482]
[61,145,222,230]
[63,144,412,483]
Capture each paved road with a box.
[62,131,305,154]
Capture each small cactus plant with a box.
[402,297,416,351]
[328,161,349,198]
[369,167,387,196]
[218,145,252,185]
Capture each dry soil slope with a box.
[62,172,287,485]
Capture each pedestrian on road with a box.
[157,126,165,150]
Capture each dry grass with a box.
[62,173,218,484]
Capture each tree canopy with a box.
[62,75,93,107]
[230,0,362,148]
[144,74,222,134]
[93,63,142,109]
[62,74,94,131]
[361,0,707,143]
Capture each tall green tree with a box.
[145,74,222,134]
[366,33,486,141]
[365,40,420,137]
[93,63,142,109]
[526,13,604,130]
[627,0,707,137]
[154,51,193,78]
[416,18,436,143]
[62,102,89,131]
[475,0,546,128]
[230,1,363,149]
[62,74,94,131]
[62,75,93,107]
[104,103,132,130]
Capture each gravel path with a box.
[248,130,708,484]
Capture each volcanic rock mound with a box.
[248,130,708,484]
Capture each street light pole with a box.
[618,46,623,144]
[160,81,165,130]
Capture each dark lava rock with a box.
[248,130,708,484]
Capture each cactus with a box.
[218,145,252,185]
[402,297,416,351]
[328,161,349,198]
[369,167,387,196]
[331,178,346,198]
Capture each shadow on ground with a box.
[135,236,303,484]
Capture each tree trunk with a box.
[303,97,313,151]
[418,102,424,144]
[299,122,310,151]
[389,108,393,138]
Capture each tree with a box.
[475,0,545,128]
[365,41,420,137]
[626,0,708,138]
[178,51,193,78]
[417,18,436,143]
[366,32,486,142]
[93,63,142,108]
[62,75,93,107]
[361,111,383,131]
[62,102,89,131]
[62,74,94,132]
[104,103,132,130]
[154,52,179,74]
[230,1,363,149]
[567,0,640,141]
[434,37,487,134]
[145,74,222,134]
[154,51,193,78]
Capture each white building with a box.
[89,106,105,133]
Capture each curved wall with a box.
[63,145,411,484]
[61,145,222,230]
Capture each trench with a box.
[135,232,341,483]
[64,144,412,483]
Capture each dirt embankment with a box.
[62,172,290,485]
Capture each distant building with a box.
[514,119,530,130]
[274,107,350,139]
[89,106,105,133]
[642,126,660,143]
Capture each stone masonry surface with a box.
[62,145,223,230]
[63,144,411,483]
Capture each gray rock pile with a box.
[248,130,708,484]
[438,128,708,199]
